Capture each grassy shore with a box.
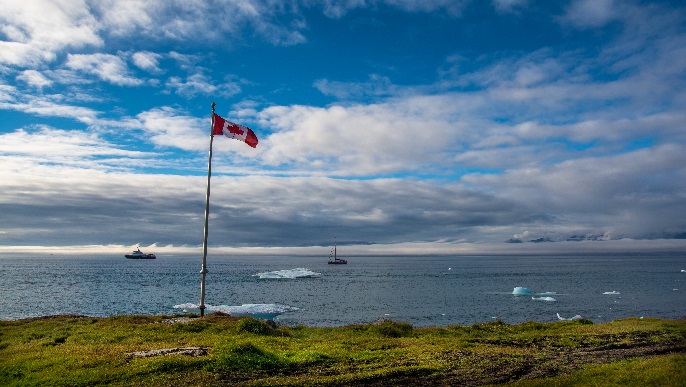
[1,314,685,386]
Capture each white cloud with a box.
[0,85,16,102]
[314,74,398,100]
[131,51,162,73]
[134,107,208,151]
[463,143,686,237]
[0,41,54,67]
[562,0,620,29]
[255,100,460,175]
[0,0,505,73]
[0,0,102,66]
[319,0,367,18]
[167,51,203,71]
[65,53,143,86]
[165,73,241,99]
[0,0,313,69]
[92,0,307,46]
[16,70,52,88]
[0,92,99,124]
[0,126,145,173]
[3,146,685,248]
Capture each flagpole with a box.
[199,102,216,318]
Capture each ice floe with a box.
[173,303,299,320]
[603,291,621,295]
[512,287,535,295]
[557,313,583,321]
[531,296,556,302]
[174,303,200,310]
[512,287,558,296]
[253,268,321,279]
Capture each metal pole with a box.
[199,102,216,317]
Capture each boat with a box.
[125,248,156,259]
[327,241,347,264]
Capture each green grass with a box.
[0,315,684,386]
[509,355,686,387]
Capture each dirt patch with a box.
[160,317,199,324]
[328,331,686,386]
[126,347,210,358]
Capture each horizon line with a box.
[1,239,685,256]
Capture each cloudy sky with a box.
[1,0,685,255]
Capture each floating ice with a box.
[213,304,300,319]
[512,287,535,295]
[603,291,621,295]
[557,313,583,321]
[513,287,559,297]
[173,303,299,320]
[253,268,321,279]
[532,296,556,302]
[173,303,199,310]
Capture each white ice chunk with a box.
[557,313,583,321]
[173,303,199,310]
[532,296,556,302]
[512,287,535,295]
[173,303,299,320]
[212,304,300,319]
[253,268,321,279]
[603,291,620,295]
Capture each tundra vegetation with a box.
[1,314,685,386]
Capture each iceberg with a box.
[173,303,199,311]
[212,304,300,320]
[513,287,560,297]
[253,268,321,279]
[512,287,535,295]
[531,296,556,302]
[603,291,620,295]
[173,303,299,320]
[557,313,583,321]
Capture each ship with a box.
[327,241,347,264]
[125,248,156,259]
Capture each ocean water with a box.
[0,253,684,326]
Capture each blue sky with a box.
[1,0,686,255]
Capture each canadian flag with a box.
[212,113,259,148]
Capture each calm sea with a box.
[1,253,684,326]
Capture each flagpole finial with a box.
[211,102,216,112]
